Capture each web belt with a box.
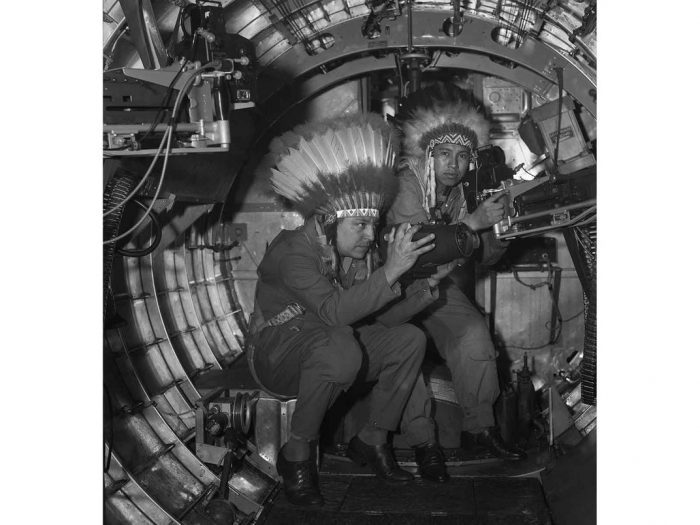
[261,302,306,329]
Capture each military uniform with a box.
[386,168,508,432]
[249,219,438,446]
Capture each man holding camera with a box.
[386,86,525,460]
[248,113,452,507]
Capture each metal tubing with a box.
[407,0,414,52]
[549,267,562,344]
[106,123,202,133]
[508,199,596,224]
[118,0,169,69]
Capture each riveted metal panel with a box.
[105,452,177,525]
[254,395,297,476]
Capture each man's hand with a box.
[463,192,508,231]
[383,223,435,286]
[427,260,458,288]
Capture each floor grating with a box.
[258,475,552,524]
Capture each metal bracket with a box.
[118,0,169,69]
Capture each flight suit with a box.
[386,170,508,432]
[249,219,438,446]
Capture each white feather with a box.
[298,138,330,174]
[338,127,358,166]
[278,150,313,183]
[328,129,349,169]
[315,130,343,174]
[363,124,376,165]
[351,126,367,164]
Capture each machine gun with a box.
[479,167,596,240]
[464,94,596,240]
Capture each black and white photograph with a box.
[5,1,698,524]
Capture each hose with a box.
[103,170,138,322]
[115,199,163,257]
[103,60,217,219]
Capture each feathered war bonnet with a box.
[397,84,490,214]
[264,113,399,224]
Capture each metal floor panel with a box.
[258,475,552,524]
[540,429,596,525]
[320,445,553,478]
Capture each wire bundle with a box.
[103,61,218,245]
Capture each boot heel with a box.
[346,447,367,466]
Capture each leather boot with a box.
[414,443,449,483]
[276,446,324,506]
[347,436,414,483]
[464,427,527,461]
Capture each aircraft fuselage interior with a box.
[103,1,597,524]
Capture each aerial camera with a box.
[378,222,479,279]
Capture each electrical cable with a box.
[394,53,404,98]
[104,57,188,149]
[519,166,538,179]
[104,62,216,245]
[103,126,173,245]
[103,124,172,215]
[115,199,163,257]
[512,267,550,290]
[140,58,190,143]
[103,61,216,218]
[507,263,564,349]
[103,18,129,71]
[560,309,584,323]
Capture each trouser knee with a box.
[391,324,427,363]
[460,335,497,362]
[305,326,362,385]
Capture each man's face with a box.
[336,216,377,259]
[432,143,471,188]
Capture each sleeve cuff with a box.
[410,278,438,300]
[376,267,402,298]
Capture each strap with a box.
[261,302,306,329]
[246,342,295,400]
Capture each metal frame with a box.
[257,13,595,109]
[118,0,169,69]
[105,224,275,520]
[252,12,595,141]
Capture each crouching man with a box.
[387,86,525,460]
[248,114,451,507]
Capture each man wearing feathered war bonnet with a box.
[248,113,451,507]
[387,85,525,460]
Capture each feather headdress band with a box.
[263,113,399,221]
[398,85,490,214]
